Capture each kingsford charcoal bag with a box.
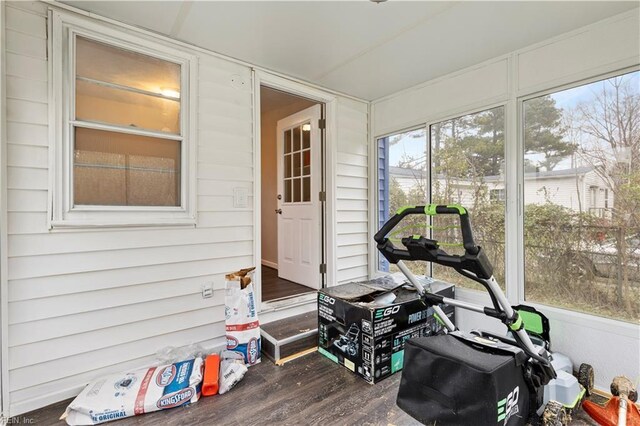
[397,334,530,426]
[62,357,204,425]
[225,267,261,365]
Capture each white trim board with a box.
[261,259,278,270]
[0,0,9,416]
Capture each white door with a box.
[276,105,322,289]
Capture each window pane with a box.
[293,178,301,203]
[293,126,301,152]
[377,128,428,273]
[293,152,301,177]
[284,154,292,178]
[76,36,180,98]
[523,71,639,323]
[303,177,311,202]
[285,130,292,154]
[75,36,181,134]
[76,79,180,134]
[74,127,181,206]
[285,179,291,203]
[431,106,506,290]
[302,124,311,149]
[303,149,311,176]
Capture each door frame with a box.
[252,70,338,313]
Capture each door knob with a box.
[277,194,282,200]
[275,209,282,214]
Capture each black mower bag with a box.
[397,334,530,426]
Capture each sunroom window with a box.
[429,107,506,291]
[523,71,640,323]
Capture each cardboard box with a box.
[318,276,455,384]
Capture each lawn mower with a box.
[333,323,360,357]
[374,204,593,426]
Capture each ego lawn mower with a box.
[374,204,593,426]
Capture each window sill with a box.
[50,214,197,231]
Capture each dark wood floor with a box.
[262,266,313,301]
[15,352,597,425]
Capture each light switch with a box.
[233,187,248,208]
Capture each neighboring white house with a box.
[390,165,612,218]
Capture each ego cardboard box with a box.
[318,276,454,384]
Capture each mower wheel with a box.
[578,363,595,396]
[542,401,571,426]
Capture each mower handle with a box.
[374,204,478,254]
[375,204,493,279]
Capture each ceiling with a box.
[61,1,639,100]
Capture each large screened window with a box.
[377,129,428,273]
[52,13,196,227]
[523,71,639,323]
[376,107,506,290]
[430,107,506,290]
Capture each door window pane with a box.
[74,127,181,206]
[293,178,301,203]
[430,106,506,290]
[523,71,639,323]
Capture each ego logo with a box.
[247,337,259,364]
[319,294,335,305]
[374,305,400,319]
[226,335,239,349]
[156,388,195,409]
[497,386,520,425]
[156,365,177,387]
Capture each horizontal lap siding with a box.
[335,99,369,283]
[5,4,254,415]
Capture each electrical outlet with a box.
[233,187,248,208]
[202,283,213,299]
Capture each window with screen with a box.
[377,128,428,273]
[523,71,639,323]
[52,15,196,227]
[74,36,182,207]
[429,107,506,290]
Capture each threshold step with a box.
[261,311,318,365]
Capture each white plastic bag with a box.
[218,350,248,394]
[62,358,203,425]
[225,267,261,365]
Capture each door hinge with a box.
[318,118,326,129]
[319,263,327,274]
[319,191,326,202]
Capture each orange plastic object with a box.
[202,354,220,396]
[583,397,640,426]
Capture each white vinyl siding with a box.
[335,98,369,283]
[3,2,370,416]
[5,3,254,415]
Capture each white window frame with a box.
[49,11,198,229]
